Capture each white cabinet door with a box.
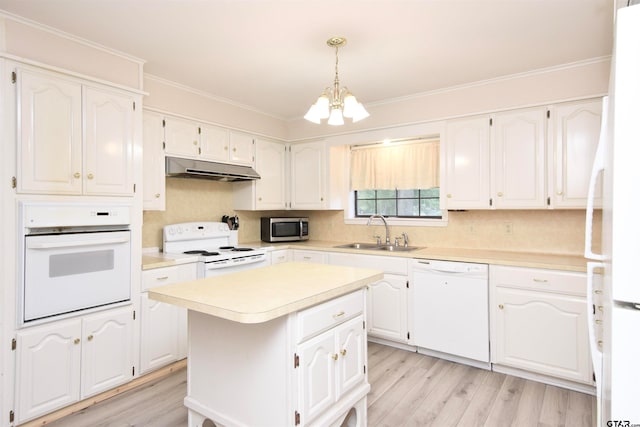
[550,99,603,208]
[297,331,336,425]
[336,316,366,399]
[445,116,491,209]
[493,286,590,383]
[83,86,135,196]
[164,116,200,158]
[293,250,327,264]
[140,293,182,373]
[229,131,255,165]
[200,124,230,162]
[142,111,166,210]
[15,320,81,424]
[367,274,408,343]
[81,307,134,398]
[492,108,547,208]
[17,68,83,195]
[290,142,325,209]
[255,139,287,209]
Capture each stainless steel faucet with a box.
[367,214,390,245]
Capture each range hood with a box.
[165,156,260,182]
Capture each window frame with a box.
[354,188,443,219]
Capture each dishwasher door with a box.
[411,259,489,363]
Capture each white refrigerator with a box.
[585,4,640,426]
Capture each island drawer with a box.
[296,290,364,343]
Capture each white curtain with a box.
[350,140,440,191]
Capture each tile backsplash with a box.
[143,179,599,256]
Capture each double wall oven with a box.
[19,202,132,325]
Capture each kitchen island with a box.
[149,262,383,427]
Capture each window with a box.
[355,188,442,218]
[350,138,442,220]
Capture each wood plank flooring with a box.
[44,342,594,427]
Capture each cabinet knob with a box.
[87,334,94,341]
[224,146,228,151]
[446,194,452,198]
[74,338,80,345]
[258,197,262,201]
[557,190,564,196]
[498,304,504,310]
[87,173,94,180]
[193,140,198,145]
[341,349,347,356]
[332,354,339,361]
[233,147,237,152]
[320,197,324,202]
[73,172,81,179]
[497,192,503,197]
[155,193,161,198]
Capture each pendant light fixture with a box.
[304,37,369,125]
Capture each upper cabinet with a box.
[444,98,602,210]
[16,67,137,196]
[142,112,166,210]
[163,117,255,166]
[548,99,602,208]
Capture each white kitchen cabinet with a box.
[490,265,591,385]
[328,252,409,345]
[233,138,288,210]
[445,116,492,209]
[270,249,291,265]
[163,116,200,158]
[492,107,547,208]
[142,111,166,210]
[548,98,603,208]
[199,123,231,162]
[16,67,136,196]
[15,306,135,424]
[293,249,328,264]
[140,263,195,374]
[229,131,256,165]
[290,141,346,210]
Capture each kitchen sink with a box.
[333,243,423,252]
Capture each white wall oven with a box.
[19,202,132,325]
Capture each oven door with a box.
[23,230,131,322]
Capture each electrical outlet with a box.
[504,222,513,234]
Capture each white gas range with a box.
[163,222,269,278]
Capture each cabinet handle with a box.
[341,349,347,356]
[258,197,262,201]
[193,140,198,145]
[74,338,80,345]
[320,197,324,201]
[155,193,160,198]
[497,192,503,197]
[596,320,603,325]
[87,335,94,341]
[557,190,564,196]
[156,276,169,280]
[498,304,504,310]
[333,311,345,319]
[446,194,452,198]
[73,172,81,179]
[87,173,94,180]
[595,290,603,294]
[224,146,228,151]
[233,147,237,152]
[332,354,339,361]
[533,278,548,283]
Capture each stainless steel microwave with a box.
[261,217,309,242]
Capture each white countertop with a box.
[148,262,383,324]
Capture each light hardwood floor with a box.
[45,342,594,427]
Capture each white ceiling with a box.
[0,0,614,121]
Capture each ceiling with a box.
[0,0,614,121]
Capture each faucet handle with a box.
[401,232,409,247]
[373,235,382,245]
[394,236,401,246]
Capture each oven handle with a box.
[26,236,130,249]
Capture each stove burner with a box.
[231,247,254,252]
[184,250,220,256]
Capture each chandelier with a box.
[304,37,370,126]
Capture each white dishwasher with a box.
[410,259,489,366]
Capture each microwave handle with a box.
[26,236,130,249]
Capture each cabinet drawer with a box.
[329,252,408,275]
[297,290,364,343]
[490,265,585,296]
[142,263,196,291]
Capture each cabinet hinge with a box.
[364,365,366,374]
[11,176,17,189]
[132,366,135,376]
[11,338,16,351]
[294,411,301,425]
[406,280,409,289]
[363,320,365,330]
[132,101,136,111]
[198,147,202,155]
[198,127,201,135]
[162,119,166,128]
[593,371,596,382]
[547,196,551,206]
[133,183,136,193]
[489,118,493,126]
[11,71,17,84]
[9,410,14,423]
[162,141,166,150]
[489,198,493,207]
[133,310,136,320]
[547,109,550,119]
[407,332,410,340]
[294,353,299,368]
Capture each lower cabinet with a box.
[270,249,292,265]
[15,306,134,424]
[490,265,591,384]
[140,262,195,374]
[328,252,409,345]
[293,249,328,264]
